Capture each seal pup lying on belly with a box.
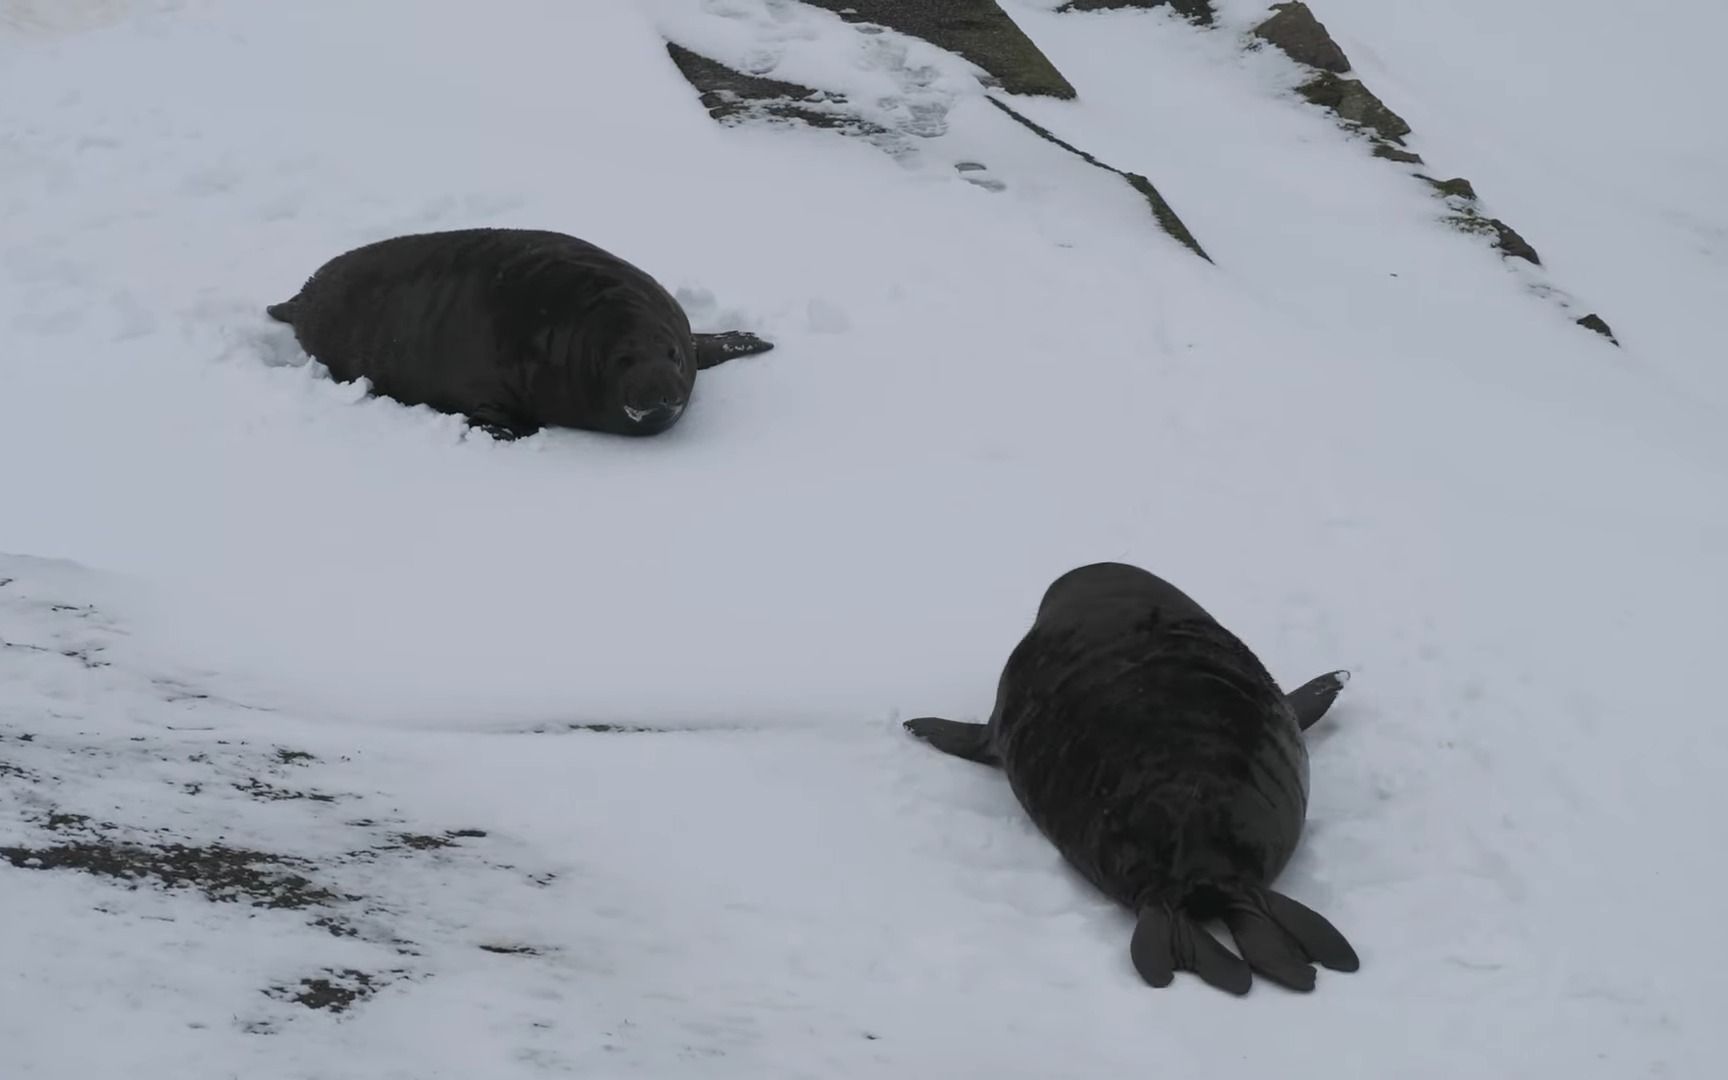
[267,228,775,440]
[905,561,1360,994]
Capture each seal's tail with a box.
[265,298,299,323]
[1132,889,1358,994]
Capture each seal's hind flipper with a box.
[902,717,998,765]
[693,330,775,370]
[1221,889,1358,991]
[1287,669,1350,732]
[1222,900,1317,991]
[1131,905,1251,994]
[1259,889,1359,973]
[266,298,300,323]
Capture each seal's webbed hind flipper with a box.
[692,330,775,370]
[1131,905,1252,995]
[1222,900,1317,991]
[1259,889,1359,973]
[902,717,999,766]
[1287,669,1350,732]
[1221,889,1359,992]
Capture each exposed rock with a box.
[1575,314,1618,343]
[663,42,889,138]
[1246,13,1612,342]
[1424,176,1542,264]
[1486,217,1541,265]
[265,968,403,1014]
[985,97,1211,261]
[0,836,350,911]
[1252,2,1350,72]
[388,829,488,852]
[1298,72,1411,143]
[1372,142,1425,165]
[1447,209,1542,266]
[1057,0,1215,26]
[1421,175,1479,201]
[806,1,1077,99]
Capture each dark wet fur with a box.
[267,228,772,438]
[904,562,1358,994]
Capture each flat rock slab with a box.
[664,42,891,139]
[804,0,1078,99]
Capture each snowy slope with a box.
[2,1,1725,1077]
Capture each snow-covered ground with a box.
[2,0,1724,1076]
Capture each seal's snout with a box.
[616,361,691,434]
[622,399,685,425]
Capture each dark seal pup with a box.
[905,561,1359,995]
[266,228,775,440]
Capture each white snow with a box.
[2,0,1725,1076]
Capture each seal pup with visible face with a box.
[266,228,775,440]
[905,561,1359,994]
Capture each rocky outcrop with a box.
[665,9,1211,262]
[1058,1,1215,26]
[1420,174,1540,265]
[1295,71,1411,144]
[805,1,1077,99]
[1574,314,1618,343]
[1248,3,1614,340]
[1251,2,1348,73]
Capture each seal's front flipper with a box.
[1221,889,1358,992]
[465,406,539,442]
[1131,905,1251,994]
[902,717,998,765]
[1287,669,1349,732]
[693,330,775,370]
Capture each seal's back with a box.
[989,562,1358,993]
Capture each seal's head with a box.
[1034,561,1213,627]
[525,308,698,437]
[611,349,695,435]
